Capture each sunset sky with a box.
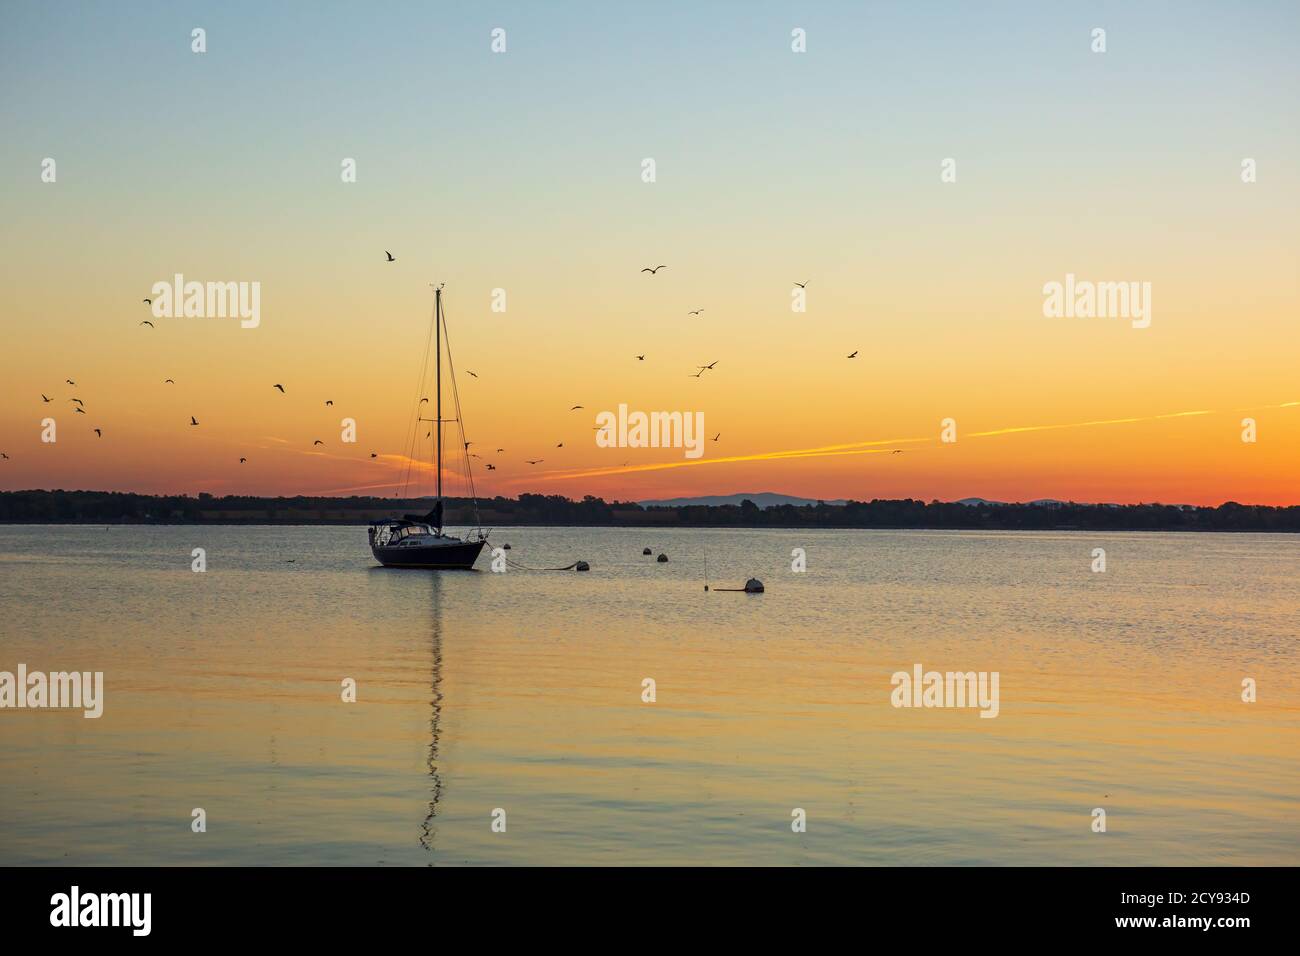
[2,1,1297,505]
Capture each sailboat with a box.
[368,286,487,569]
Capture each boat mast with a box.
[435,286,443,506]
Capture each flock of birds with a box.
[3,260,865,469]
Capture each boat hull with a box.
[370,538,486,569]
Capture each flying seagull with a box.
[140,320,154,327]
[689,369,705,378]
[496,448,505,452]
[640,265,666,274]
[688,309,703,315]
[467,371,478,378]
[314,440,324,446]
[485,463,496,471]
[794,280,808,289]
[526,459,544,465]
[273,384,285,393]
[164,379,175,384]
[240,457,247,463]
[636,354,645,361]
[94,428,102,437]
[41,394,51,403]
[556,442,564,448]
[711,433,720,442]
[847,350,858,358]
[325,400,333,406]
[69,398,84,406]
[0,453,8,460]
[142,298,152,305]
[66,379,76,385]
[385,251,395,262]
[370,452,378,458]
[570,405,584,410]
[74,407,85,415]
[697,361,718,370]
[190,416,199,426]
[892,449,903,454]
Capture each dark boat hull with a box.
[370,538,485,569]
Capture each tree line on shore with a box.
[2,489,1298,531]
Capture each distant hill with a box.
[638,492,847,509]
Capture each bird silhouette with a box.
[847,350,858,358]
[689,369,705,378]
[496,448,505,452]
[324,400,333,406]
[239,457,247,463]
[526,459,544,465]
[313,440,324,446]
[66,379,76,385]
[711,433,720,442]
[140,320,154,328]
[69,398,84,406]
[485,463,496,471]
[41,394,51,403]
[190,417,199,426]
[369,452,378,458]
[74,407,85,415]
[636,355,645,361]
[0,453,8,460]
[273,384,285,393]
[697,361,718,370]
[640,265,666,274]
[385,251,395,262]
[570,405,584,410]
[467,371,478,378]
[93,428,102,437]
[142,298,152,305]
[688,309,703,315]
[892,449,903,454]
[556,442,564,448]
[794,280,808,289]
[164,379,175,384]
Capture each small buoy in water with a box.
[714,577,765,593]
[574,561,590,572]
[502,543,511,550]
[642,547,652,555]
[657,553,668,563]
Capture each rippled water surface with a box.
[0,525,1296,865]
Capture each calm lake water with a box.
[0,525,1296,866]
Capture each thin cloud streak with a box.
[539,402,1296,482]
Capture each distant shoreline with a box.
[1,523,1297,534]
[2,490,1297,532]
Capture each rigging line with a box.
[399,297,437,500]
[438,297,484,533]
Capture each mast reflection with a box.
[419,575,445,853]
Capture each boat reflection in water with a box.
[419,574,445,853]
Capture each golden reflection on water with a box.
[0,526,1296,865]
